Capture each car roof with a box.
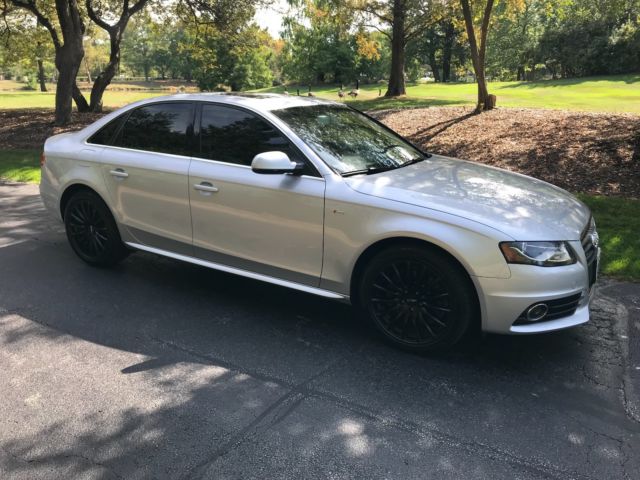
[135,92,342,112]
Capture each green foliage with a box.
[494,0,640,79]
[280,0,389,84]
[0,10,55,84]
[121,13,154,80]
[191,25,274,91]
[24,76,38,90]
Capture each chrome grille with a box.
[581,217,598,288]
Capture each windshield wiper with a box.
[401,156,427,167]
[341,165,398,177]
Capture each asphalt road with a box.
[1,182,639,480]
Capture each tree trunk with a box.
[54,44,83,125]
[460,0,495,112]
[37,58,47,92]
[475,66,490,109]
[72,83,90,111]
[428,50,440,82]
[385,0,406,97]
[442,21,455,82]
[88,31,122,112]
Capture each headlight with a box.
[499,241,576,267]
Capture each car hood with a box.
[344,155,590,241]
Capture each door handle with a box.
[109,168,129,178]
[194,182,219,193]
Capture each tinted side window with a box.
[87,115,125,145]
[114,103,194,156]
[199,105,298,167]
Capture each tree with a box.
[190,24,274,91]
[77,0,150,112]
[412,4,465,83]
[281,0,359,84]
[5,0,149,123]
[1,10,55,91]
[460,0,495,111]
[121,13,153,80]
[355,0,442,97]
[8,0,86,124]
[534,0,640,78]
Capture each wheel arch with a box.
[349,236,482,330]
[59,183,106,220]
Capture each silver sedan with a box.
[40,93,600,352]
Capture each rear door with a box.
[99,102,195,253]
[188,103,325,286]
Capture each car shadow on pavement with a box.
[2,232,639,479]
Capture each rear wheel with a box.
[357,245,476,352]
[63,190,128,267]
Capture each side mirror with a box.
[251,151,302,174]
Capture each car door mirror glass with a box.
[251,151,302,174]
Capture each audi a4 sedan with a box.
[40,93,600,352]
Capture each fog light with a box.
[526,303,548,322]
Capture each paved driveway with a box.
[1,182,639,479]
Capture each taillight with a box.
[40,152,46,167]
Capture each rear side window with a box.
[199,104,296,167]
[87,115,125,145]
[113,102,194,156]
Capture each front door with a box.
[189,103,325,286]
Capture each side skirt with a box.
[125,242,350,302]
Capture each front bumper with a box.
[474,240,599,334]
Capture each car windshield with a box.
[272,105,426,175]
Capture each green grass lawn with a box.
[1,148,637,280]
[259,74,640,113]
[1,74,638,113]
[578,195,640,281]
[0,90,165,110]
[0,149,41,182]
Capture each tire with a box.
[63,190,129,267]
[356,244,477,353]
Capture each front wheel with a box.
[63,190,129,267]
[357,245,477,352]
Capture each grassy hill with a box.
[260,74,640,113]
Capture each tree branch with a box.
[478,0,495,62]
[363,23,391,39]
[127,0,148,18]
[86,0,113,32]
[10,0,60,48]
[355,5,392,25]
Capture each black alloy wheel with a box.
[358,245,476,352]
[64,190,128,267]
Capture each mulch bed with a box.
[1,107,638,197]
[374,107,640,198]
[0,109,108,150]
